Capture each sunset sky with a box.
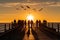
[0,0,60,23]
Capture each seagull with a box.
[26,6,30,9]
[39,8,43,11]
[24,8,26,10]
[20,6,24,8]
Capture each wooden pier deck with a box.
[0,20,60,40]
[0,26,59,40]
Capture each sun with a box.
[27,14,34,20]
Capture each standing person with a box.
[25,20,26,27]
[36,20,39,28]
[24,20,26,28]
[27,27,30,37]
[28,20,30,29]
[31,20,33,28]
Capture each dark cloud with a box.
[0,0,25,3]
[32,0,60,3]
[0,0,60,7]
[0,0,60,3]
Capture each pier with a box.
[0,20,60,40]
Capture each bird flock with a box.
[16,5,43,12]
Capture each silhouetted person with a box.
[18,20,21,27]
[43,20,47,27]
[21,20,24,27]
[17,20,23,30]
[38,20,42,30]
[13,19,17,28]
[28,20,31,29]
[36,20,39,28]
[39,20,41,27]
[31,20,33,28]
[11,20,16,29]
[24,20,26,27]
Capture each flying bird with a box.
[20,6,26,10]
[24,8,26,10]
[26,6,30,9]
[20,6,24,8]
[38,8,43,11]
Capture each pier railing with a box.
[0,20,60,39]
[39,21,60,39]
[47,23,60,33]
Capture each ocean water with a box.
[0,23,11,33]
[47,22,60,32]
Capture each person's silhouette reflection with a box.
[27,20,33,37]
[27,20,30,37]
[27,28,30,37]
